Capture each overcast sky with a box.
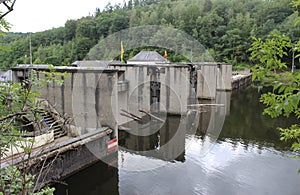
[5,0,123,33]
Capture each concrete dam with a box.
[4,51,237,188]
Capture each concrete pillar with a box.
[63,73,73,120]
[217,63,232,91]
[160,66,189,115]
[97,72,118,135]
[197,63,217,99]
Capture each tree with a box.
[1,0,300,69]
[0,11,62,194]
[75,36,95,60]
[76,19,99,40]
[249,1,300,170]
[128,0,133,9]
[203,0,212,12]
[0,67,67,194]
[64,20,77,41]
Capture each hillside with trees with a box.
[0,0,299,70]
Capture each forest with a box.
[0,0,299,70]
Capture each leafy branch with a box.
[249,19,300,168]
[0,67,68,194]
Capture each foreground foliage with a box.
[0,67,67,194]
[0,3,67,194]
[249,0,300,170]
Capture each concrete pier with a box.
[8,66,120,190]
[11,66,120,137]
[110,63,192,119]
[231,72,252,90]
[4,56,243,190]
[195,62,233,99]
[1,127,117,190]
[196,63,217,99]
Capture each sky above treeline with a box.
[4,0,123,33]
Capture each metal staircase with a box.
[40,111,66,139]
[37,99,67,139]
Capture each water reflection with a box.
[119,138,300,195]
[56,87,300,195]
[119,87,300,195]
[219,87,298,151]
[119,115,186,163]
[54,159,119,195]
[118,90,232,165]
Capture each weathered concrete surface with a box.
[217,63,232,91]
[196,62,233,99]
[231,72,252,90]
[12,67,120,137]
[34,128,116,190]
[8,66,120,191]
[1,127,117,190]
[110,64,191,119]
[160,66,190,114]
[196,64,217,99]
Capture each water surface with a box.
[55,87,300,195]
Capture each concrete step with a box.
[54,129,66,138]
[46,120,56,124]
[52,128,61,131]
[44,118,54,122]
[39,111,65,138]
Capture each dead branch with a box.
[121,109,142,120]
[138,110,164,123]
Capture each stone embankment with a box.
[231,69,252,90]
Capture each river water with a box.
[55,87,300,195]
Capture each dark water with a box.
[55,87,300,195]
